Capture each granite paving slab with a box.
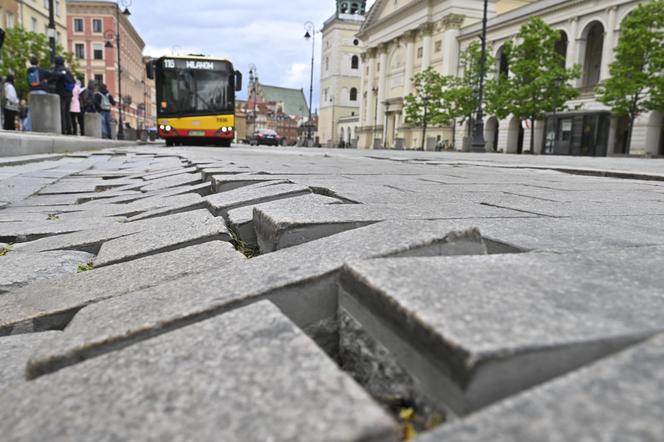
[125,194,207,221]
[140,166,198,181]
[206,182,312,218]
[210,174,293,192]
[418,333,664,442]
[140,172,203,192]
[0,250,94,293]
[94,209,229,267]
[228,193,343,246]
[25,222,489,377]
[3,302,398,442]
[338,248,664,416]
[0,241,244,336]
[0,216,126,243]
[0,331,61,389]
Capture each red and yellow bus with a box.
[147,56,242,147]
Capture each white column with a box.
[442,28,460,76]
[377,46,388,130]
[601,7,617,81]
[567,18,579,87]
[359,53,368,126]
[403,34,415,97]
[422,28,433,70]
[365,52,376,128]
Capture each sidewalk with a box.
[0,132,140,157]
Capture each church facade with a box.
[331,0,662,156]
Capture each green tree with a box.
[0,27,78,100]
[497,18,581,154]
[404,66,450,150]
[596,0,664,154]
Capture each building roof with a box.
[261,85,310,118]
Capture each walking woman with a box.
[70,78,83,135]
[3,74,19,131]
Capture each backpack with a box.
[81,89,95,110]
[97,91,111,111]
[27,68,41,89]
[64,71,76,93]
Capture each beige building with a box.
[15,0,68,49]
[319,0,367,148]
[0,0,19,30]
[353,0,661,156]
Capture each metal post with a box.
[471,0,489,152]
[47,0,56,65]
[304,22,315,146]
[116,4,124,140]
[373,87,378,149]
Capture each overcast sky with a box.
[129,0,376,110]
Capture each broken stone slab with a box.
[0,216,126,243]
[37,178,120,195]
[0,250,94,293]
[94,209,229,267]
[0,331,61,389]
[0,241,244,336]
[210,174,293,193]
[140,172,203,192]
[337,248,664,417]
[228,193,343,247]
[206,182,312,218]
[6,302,398,442]
[140,166,198,181]
[418,333,664,442]
[124,194,207,222]
[25,222,489,378]
[79,182,212,206]
[253,201,524,253]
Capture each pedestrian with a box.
[435,136,443,152]
[95,83,115,139]
[24,56,50,131]
[19,99,29,131]
[51,56,76,135]
[2,74,19,131]
[70,77,84,136]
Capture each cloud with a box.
[128,0,375,109]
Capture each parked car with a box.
[249,129,282,146]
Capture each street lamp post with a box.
[372,87,379,149]
[304,21,315,147]
[113,0,132,140]
[47,0,56,65]
[249,64,258,139]
[471,0,489,152]
[330,97,335,147]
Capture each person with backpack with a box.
[3,74,19,131]
[95,83,115,139]
[23,56,50,132]
[51,56,75,135]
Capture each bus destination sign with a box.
[162,59,220,71]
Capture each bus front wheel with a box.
[165,139,174,147]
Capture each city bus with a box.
[147,55,242,147]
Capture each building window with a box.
[74,18,84,33]
[75,44,85,60]
[417,47,423,59]
[93,43,103,60]
[94,74,104,85]
[6,13,14,28]
[583,22,604,89]
[93,19,102,33]
[434,40,442,53]
[325,56,329,71]
[351,55,359,69]
[55,0,61,16]
[377,62,380,73]
[31,17,37,32]
[353,39,359,46]
[350,87,358,101]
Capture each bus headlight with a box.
[159,125,165,130]
[221,127,228,133]
[165,125,172,132]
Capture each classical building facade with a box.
[15,0,68,48]
[0,0,18,31]
[352,0,662,156]
[319,0,367,148]
[66,0,155,131]
[458,0,660,156]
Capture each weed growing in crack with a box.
[0,243,14,257]
[47,214,60,221]
[77,262,95,273]
[228,226,260,259]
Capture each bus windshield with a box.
[158,60,233,116]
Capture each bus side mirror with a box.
[235,70,242,92]
[146,60,155,80]
[0,28,5,51]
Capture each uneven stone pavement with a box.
[1,145,664,441]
